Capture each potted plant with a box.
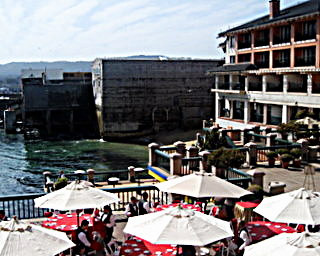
[54,177,68,190]
[266,151,277,167]
[290,148,302,168]
[280,153,293,169]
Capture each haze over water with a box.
[0,131,148,195]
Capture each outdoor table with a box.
[234,202,259,222]
[154,203,202,212]
[246,221,297,243]
[120,236,178,256]
[42,213,93,231]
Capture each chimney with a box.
[269,0,280,19]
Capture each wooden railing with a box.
[154,149,171,172]
[0,186,168,220]
[181,157,201,176]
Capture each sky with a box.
[0,0,304,64]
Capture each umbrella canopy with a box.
[254,188,320,225]
[34,180,120,210]
[0,218,75,256]
[244,232,320,256]
[154,172,252,198]
[123,206,233,246]
[295,117,320,128]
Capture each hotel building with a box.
[210,0,320,128]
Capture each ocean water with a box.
[0,131,148,195]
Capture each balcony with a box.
[238,33,251,50]
[273,25,291,45]
[248,83,262,91]
[295,20,316,42]
[267,82,283,92]
[231,83,245,90]
[217,83,230,90]
[287,82,307,93]
[254,29,270,47]
[273,49,290,68]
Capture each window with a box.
[229,36,235,48]
[230,56,236,64]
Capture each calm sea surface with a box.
[0,131,148,195]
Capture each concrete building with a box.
[92,58,222,139]
[22,69,99,138]
[210,0,320,129]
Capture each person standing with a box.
[138,192,152,215]
[100,205,116,244]
[76,220,92,255]
[0,210,8,221]
[125,196,139,217]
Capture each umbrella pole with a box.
[77,212,80,227]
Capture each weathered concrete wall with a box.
[22,72,99,139]
[92,59,221,139]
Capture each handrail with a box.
[155,149,171,159]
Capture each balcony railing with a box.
[295,57,315,67]
[287,82,307,93]
[248,83,262,91]
[295,33,316,42]
[266,83,283,92]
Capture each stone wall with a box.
[92,59,221,139]
[22,72,99,139]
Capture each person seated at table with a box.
[76,220,92,255]
[125,196,139,217]
[100,205,116,244]
[236,221,251,256]
[0,210,8,221]
[138,192,153,215]
[181,245,196,256]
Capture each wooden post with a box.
[148,143,160,166]
[170,153,182,176]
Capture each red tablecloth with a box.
[246,221,297,243]
[120,237,178,256]
[42,213,93,231]
[154,203,202,212]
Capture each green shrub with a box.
[276,148,290,155]
[266,151,278,159]
[54,177,68,190]
[208,148,245,169]
[290,148,302,159]
[280,153,293,162]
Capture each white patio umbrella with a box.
[34,180,120,210]
[0,218,75,256]
[244,232,320,256]
[254,188,320,225]
[123,206,233,246]
[154,172,252,198]
[295,117,320,128]
[34,180,120,225]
